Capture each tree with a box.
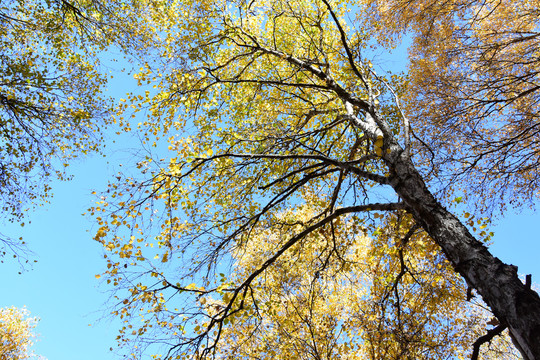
[365,0,540,211]
[0,0,161,260]
[0,306,43,360]
[0,0,111,258]
[92,0,540,358]
[212,208,518,359]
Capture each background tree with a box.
[213,208,518,359]
[91,0,540,358]
[364,0,540,211]
[0,306,43,360]
[0,0,110,259]
[0,0,162,261]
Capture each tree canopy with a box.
[82,0,540,358]
[0,0,168,259]
[370,0,540,211]
[0,306,43,360]
[0,0,112,257]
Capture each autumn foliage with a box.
[371,0,540,211]
[0,307,42,360]
[82,0,540,358]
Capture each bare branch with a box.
[194,152,390,185]
[470,324,507,360]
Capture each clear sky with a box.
[0,54,139,359]
[1,148,130,360]
[1,29,539,360]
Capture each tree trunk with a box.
[388,150,540,359]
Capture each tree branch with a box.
[195,152,390,184]
[470,324,507,360]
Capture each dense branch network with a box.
[92,0,540,359]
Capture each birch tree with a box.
[92,0,540,358]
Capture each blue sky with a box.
[1,26,539,360]
[1,150,125,360]
[0,53,139,359]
